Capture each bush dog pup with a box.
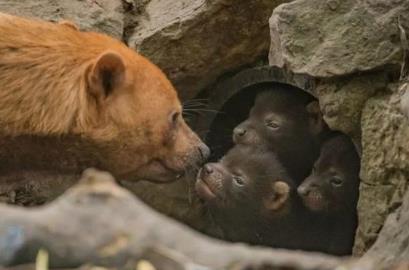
[233,88,328,184]
[298,133,360,255]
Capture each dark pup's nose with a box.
[203,164,214,175]
[233,127,247,144]
[297,185,310,196]
[234,127,247,137]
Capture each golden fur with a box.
[0,12,207,182]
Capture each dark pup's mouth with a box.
[195,178,217,200]
[195,169,219,201]
[232,135,249,145]
[301,190,326,211]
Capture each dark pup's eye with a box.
[266,121,279,130]
[233,175,245,186]
[170,111,180,126]
[330,176,343,187]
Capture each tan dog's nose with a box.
[198,143,210,163]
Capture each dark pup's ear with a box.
[86,51,126,102]
[306,101,326,135]
[263,181,290,211]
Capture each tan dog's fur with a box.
[58,19,80,31]
[0,12,208,182]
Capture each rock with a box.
[129,0,290,101]
[0,169,344,270]
[0,0,124,39]
[360,187,409,270]
[401,83,409,118]
[354,87,409,255]
[315,72,387,141]
[269,0,409,77]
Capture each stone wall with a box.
[268,0,409,255]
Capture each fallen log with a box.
[0,169,346,270]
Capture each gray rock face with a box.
[269,0,409,77]
[315,73,387,141]
[0,0,124,39]
[129,0,289,100]
[361,186,409,270]
[354,87,409,255]
[401,83,409,118]
[268,0,409,256]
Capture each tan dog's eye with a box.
[170,111,180,126]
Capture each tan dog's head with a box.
[79,49,209,183]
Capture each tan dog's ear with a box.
[306,101,326,135]
[59,20,79,31]
[87,51,126,101]
[263,181,290,211]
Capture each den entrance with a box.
[190,66,360,256]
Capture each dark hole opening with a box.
[205,82,314,162]
[194,79,360,256]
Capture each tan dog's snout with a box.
[185,138,210,169]
[197,142,210,164]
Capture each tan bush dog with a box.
[0,13,209,183]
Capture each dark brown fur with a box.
[195,145,336,252]
[298,133,361,255]
[232,87,329,184]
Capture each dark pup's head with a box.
[195,145,293,219]
[232,88,326,182]
[297,134,360,213]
